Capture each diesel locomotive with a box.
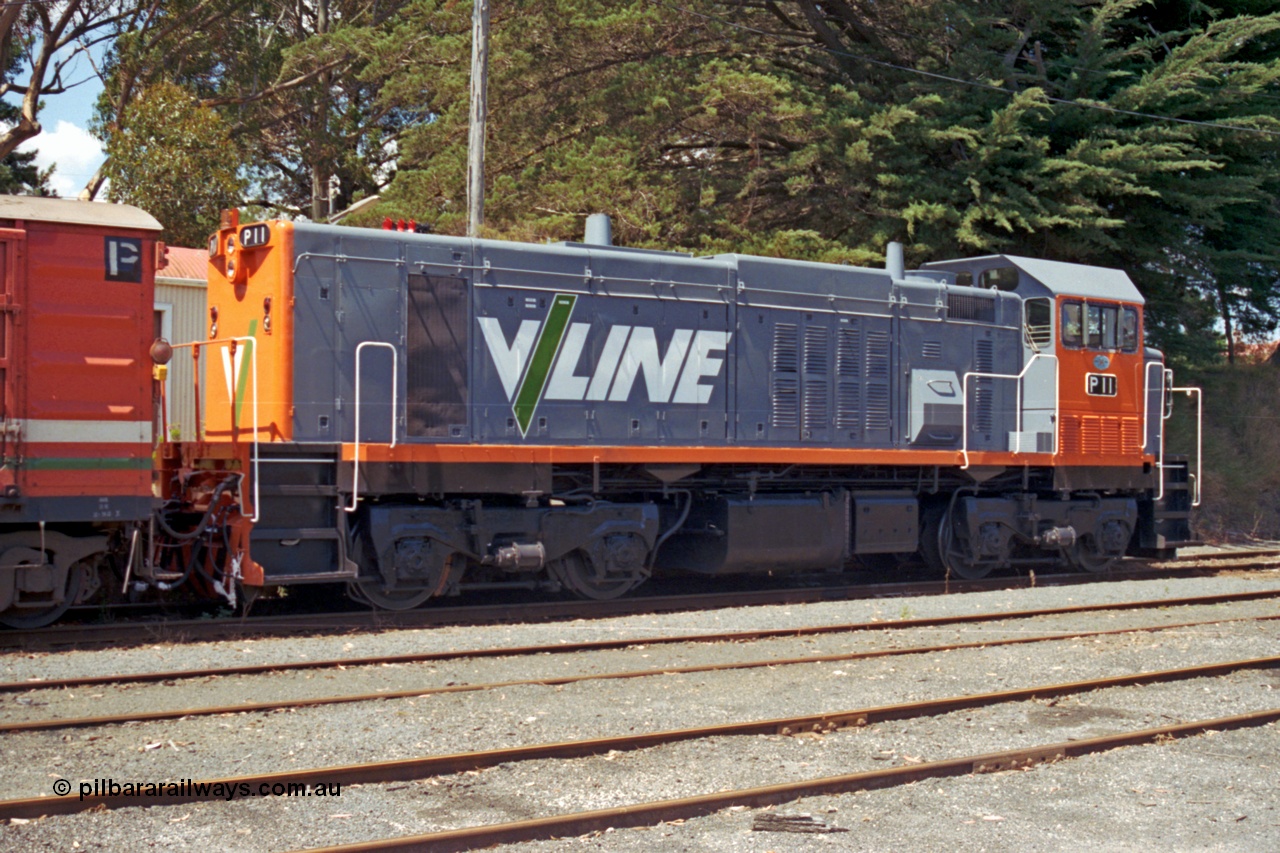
[0,199,1199,626]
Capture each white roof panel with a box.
[1004,255,1143,304]
[0,195,162,231]
[924,254,1144,304]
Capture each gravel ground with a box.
[1,571,1278,852]
[4,572,1279,684]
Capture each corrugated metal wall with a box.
[155,276,206,441]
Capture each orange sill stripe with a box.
[337,443,1152,467]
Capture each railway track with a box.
[0,655,1274,823]
[3,591,1280,733]
[4,612,1278,735]
[4,554,1277,649]
[3,568,1277,850]
[295,705,1280,853]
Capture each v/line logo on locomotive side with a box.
[478,293,733,436]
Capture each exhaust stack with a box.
[886,241,905,280]
[584,214,613,247]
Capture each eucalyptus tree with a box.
[92,0,423,221]
[0,0,138,160]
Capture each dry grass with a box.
[1169,363,1280,543]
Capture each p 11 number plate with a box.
[1086,373,1117,396]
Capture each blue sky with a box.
[13,50,106,198]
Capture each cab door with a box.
[1016,296,1057,453]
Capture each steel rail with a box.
[3,587,1279,696]
[298,705,1280,853]
[4,613,1278,734]
[7,559,1277,649]
[6,559,1278,650]
[0,655,1275,821]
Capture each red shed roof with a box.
[160,246,208,282]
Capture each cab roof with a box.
[923,254,1144,305]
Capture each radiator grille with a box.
[1061,415,1142,455]
[803,326,828,374]
[771,377,799,428]
[865,384,891,431]
[803,380,829,430]
[948,292,997,322]
[835,383,861,430]
[772,323,798,372]
[972,339,995,433]
[836,328,860,376]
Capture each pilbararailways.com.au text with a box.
[56,778,342,801]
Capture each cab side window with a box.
[1095,303,1116,348]
[1061,302,1082,347]
[1024,298,1052,349]
[1068,301,1136,351]
[1120,307,1139,352]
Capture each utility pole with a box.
[466,0,490,238]
[311,0,331,222]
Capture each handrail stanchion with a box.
[170,336,260,522]
[346,342,399,513]
[961,353,1058,469]
[1169,385,1203,507]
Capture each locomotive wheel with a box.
[1070,535,1117,573]
[346,535,457,611]
[919,503,992,580]
[548,550,643,601]
[0,552,88,629]
[347,581,437,611]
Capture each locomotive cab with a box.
[924,255,1154,480]
[922,254,1199,571]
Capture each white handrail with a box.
[1168,385,1202,508]
[960,352,1058,469]
[1141,360,1166,453]
[346,341,399,513]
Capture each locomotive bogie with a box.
[357,498,661,601]
[941,493,1139,578]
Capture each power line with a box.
[662,1,1280,139]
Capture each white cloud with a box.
[17,120,105,198]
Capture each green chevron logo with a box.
[478,293,733,439]
[510,293,577,435]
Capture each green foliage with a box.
[102,81,246,246]
[370,0,1280,366]
[95,0,424,219]
[86,0,1280,361]
[0,149,55,196]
